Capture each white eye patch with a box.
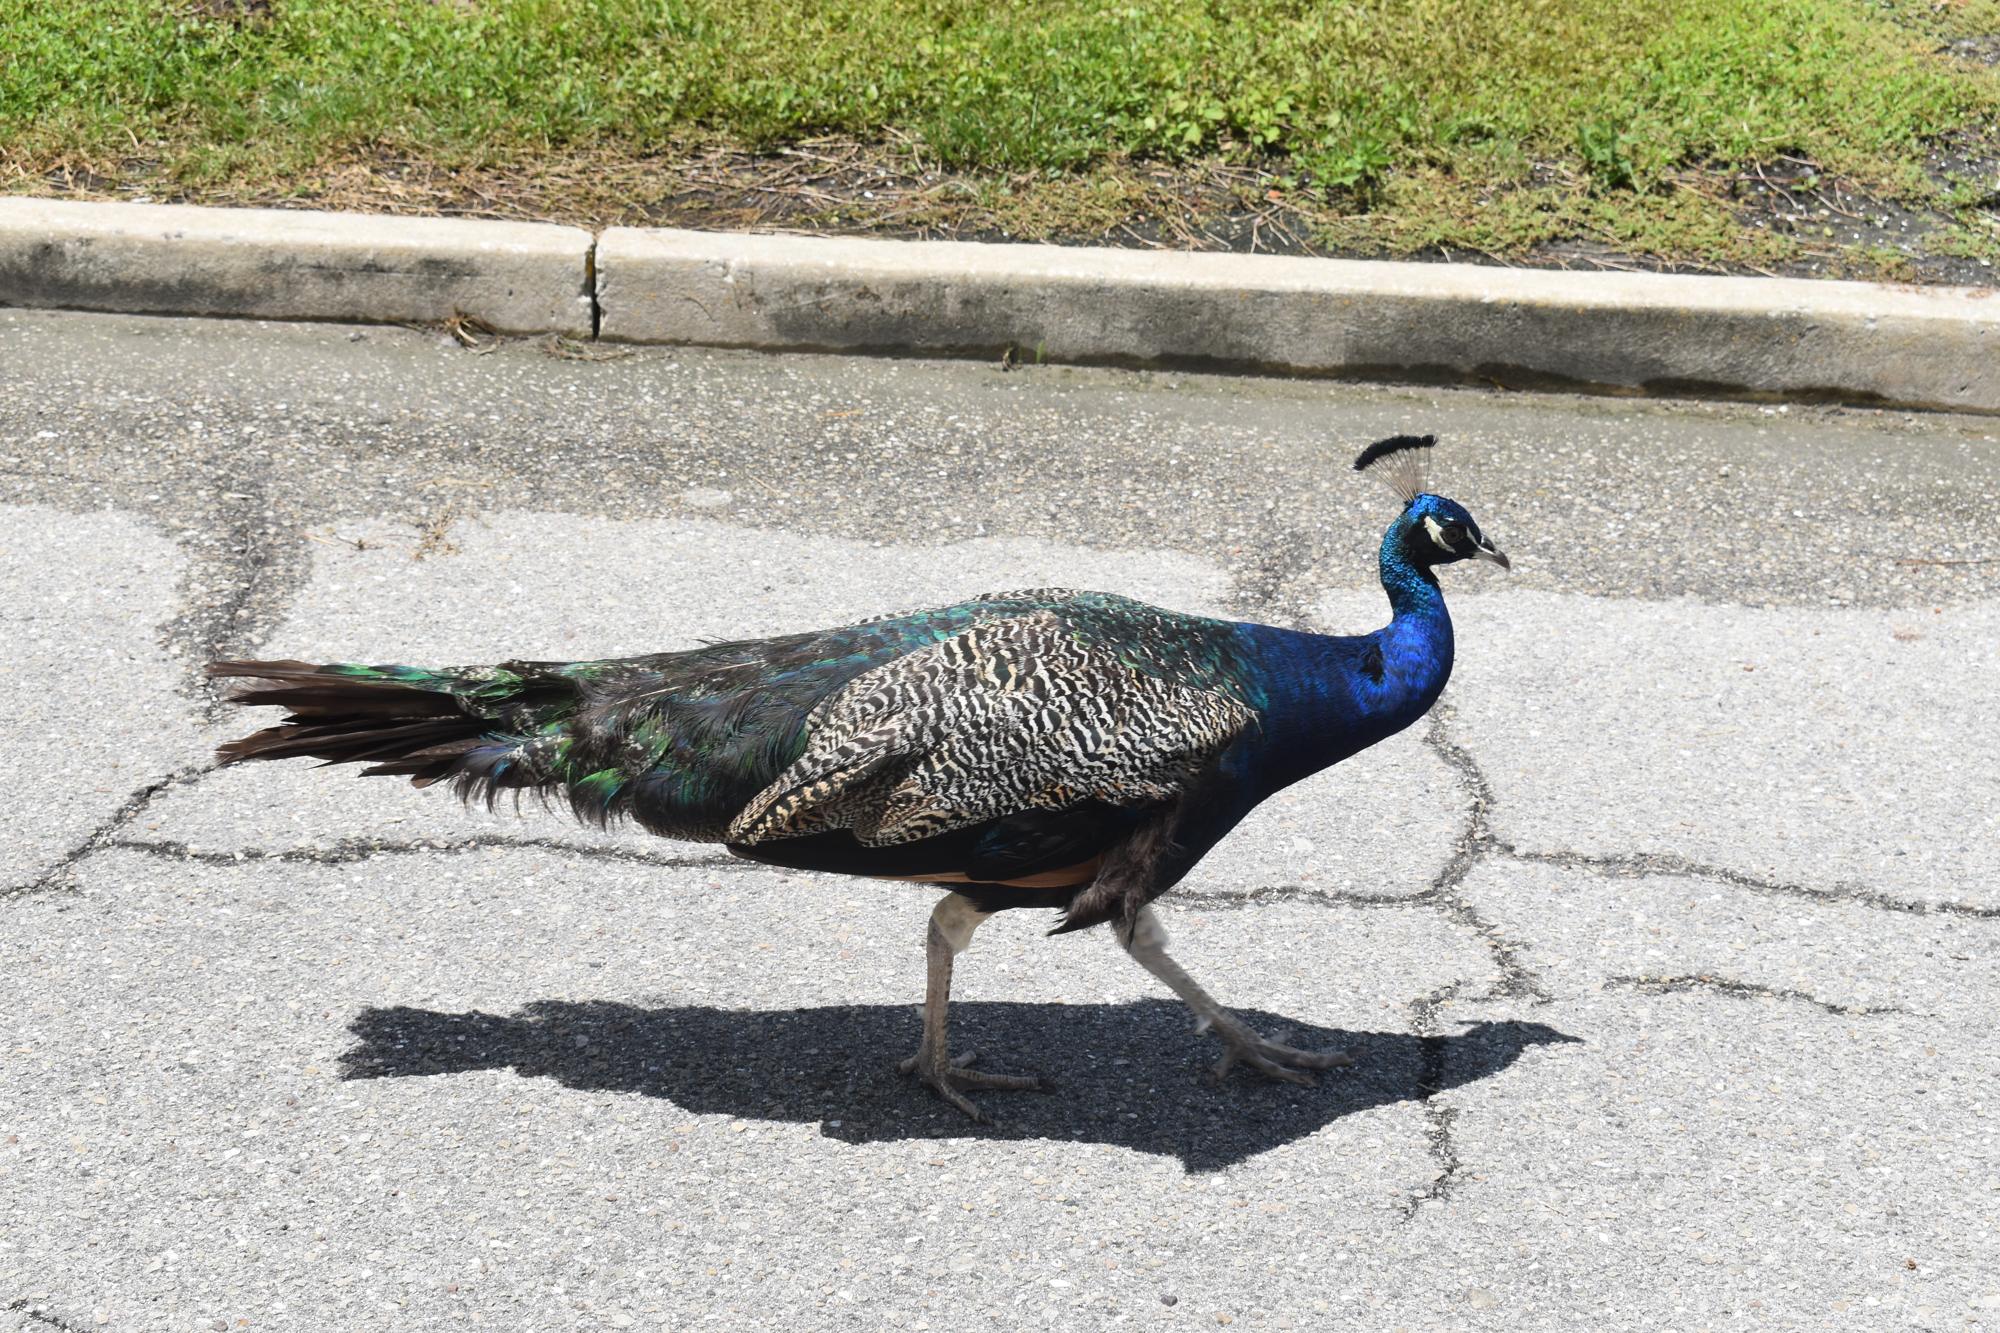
[1423,515,1452,550]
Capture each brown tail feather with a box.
[208,659,463,719]
[208,659,489,785]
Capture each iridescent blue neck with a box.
[1225,514,1454,797]
[1379,511,1446,620]
[1352,514,1453,734]
[1373,514,1454,729]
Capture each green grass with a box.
[3,0,1998,267]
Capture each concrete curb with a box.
[3,197,1997,412]
[0,197,594,335]
[596,228,2000,413]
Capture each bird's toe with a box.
[953,1068,1040,1091]
[899,1046,1042,1120]
[1272,1043,1355,1070]
[1211,1027,1355,1086]
[1307,1049,1356,1069]
[1214,1046,1317,1086]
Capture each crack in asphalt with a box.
[1605,973,1906,1017]
[1172,884,1431,911]
[1400,982,1466,1221]
[1,765,213,901]
[103,834,752,873]
[1493,842,2000,921]
[1418,708,1553,1003]
[86,830,1512,920]
[4,1298,96,1333]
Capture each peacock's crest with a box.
[1352,433,1436,506]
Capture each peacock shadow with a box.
[339,999,1578,1171]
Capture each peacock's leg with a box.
[1122,905,1354,1085]
[897,891,1042,1120]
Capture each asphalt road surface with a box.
[2,308,1997,1332]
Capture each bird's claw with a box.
[1210,1029,1354,1087]
[898,1046,1043,1121]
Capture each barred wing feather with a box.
[728,610,1254,847]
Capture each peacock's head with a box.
[1400,491,1510,570]
[1353,434,1510,571]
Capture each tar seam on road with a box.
[2,764,212,901]
[1172,884,1433,910]
[1494,842,2000,920]
[1603,973,1907,1018]
[105,833,752,873]
[1401,981,1467,1221]
[1418,708,1553,1003]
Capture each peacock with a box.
[211,434,1506,1119]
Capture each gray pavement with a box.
[1,308,1996,1331]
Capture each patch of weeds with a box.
[1844,244,1921,282]
[1927,220,2000,268]
[1577,121,1637,193]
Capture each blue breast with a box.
[1236,610,1453,793]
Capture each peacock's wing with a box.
[726,601,1258,848]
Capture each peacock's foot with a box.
[898,1047,1043,1121]
[1204,1015,1355,1087]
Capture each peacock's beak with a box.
[1472,538,1511,570]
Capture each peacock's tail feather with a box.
[208,659,575,785]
